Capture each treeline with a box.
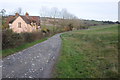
[102,21,120,24]
[39,7,78,19]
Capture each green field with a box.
[54,24,118,78]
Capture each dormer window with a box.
[18,22,21,28]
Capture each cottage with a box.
[6,12,41,33]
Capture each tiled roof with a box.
[6,15,40,26]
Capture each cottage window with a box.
[18,22,21,28]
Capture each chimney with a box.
[25,12,29,16]
[15,13,19,16]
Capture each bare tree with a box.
[60,8,78,19]
[0,9,6,17]
[0,9,6,25]
[39,7,77,19]
[50,7,59,18]
[40,6,48,17]
[50,7,60,27]
[39,6,78,30]
[17,8,22,14]
[15,7,23,15]
[60,8,68,19]
[8,7,23,15]
[39,6,51,27]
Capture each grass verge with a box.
[2,38,47,58]
[54,24,118,78]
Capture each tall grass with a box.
[54,24,118,78]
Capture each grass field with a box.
[2,38,47,58]
[54,24,118,78]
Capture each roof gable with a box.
[6,15,40,26]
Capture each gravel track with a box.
[2,33,62,78]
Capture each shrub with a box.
[2,29,24,49]
[2,29,51,50]
[21,32,35,43]
[11,33,24,47]
[41,28,50,34]
[32,31,44,40]
[68,23,73,31]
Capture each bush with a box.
[41,28,50,33]
[2,29,51,50]
[68,23,73,31]
[11,33,24,47]
[21,32,35,43]
[2,29,24,49]
[32,31,44,40]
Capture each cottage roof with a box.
[6,14,40,26]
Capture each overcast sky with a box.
[0,0,119,21]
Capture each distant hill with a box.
[40,17,118,27]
